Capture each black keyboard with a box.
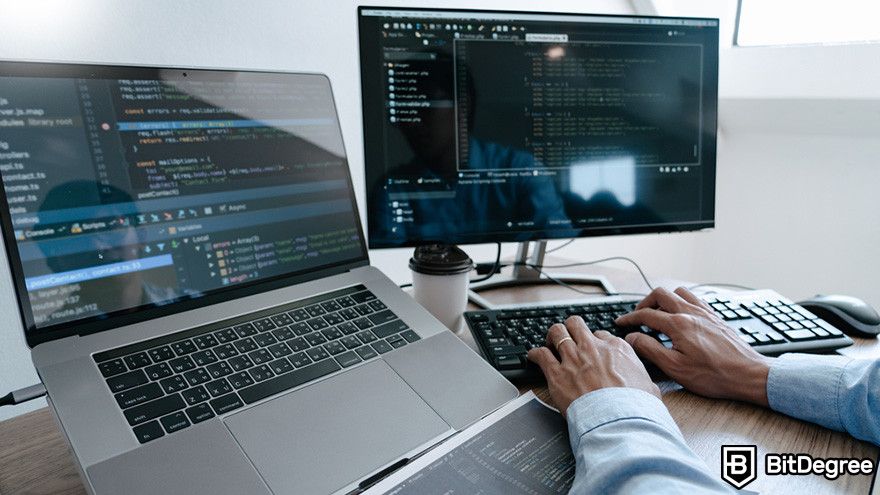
[464,289,853,376]
[93,285,420,444]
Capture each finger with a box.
[593,330,614,341]
[615,308,686,337]
[527,347,560,376]
[635,287,690,313]
[564,316,595,345]
[625,332,676,368]
[546,324,579,362]
[673,287,714,313]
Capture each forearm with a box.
[767,354,880,445]
[566,388,733,494]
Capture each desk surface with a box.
[1,264,877,495]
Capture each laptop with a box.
[0,61,517,494]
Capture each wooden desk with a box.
[1,265,877,494]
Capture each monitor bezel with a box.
[357,5,718,249]
[0,60,370,348]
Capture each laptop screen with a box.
[0,63,367,343]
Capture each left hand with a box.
[527,316,661,416]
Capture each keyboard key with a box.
[739,334,756,345]
[238,359,341,405]
[124,352,151,370]
[356,330,377,344]
[214,343,239,360]
[753,333,771,344]
[272,326,295,341]
[205,378,233,397]
[289,352,313,368]
[371,340,393,354]
[160,411,190,434]
[193,334,218,349]
[228,372,255,389]
[171,340,197,356]
[783,329,816,341]
[323,313,345,325]
[254,333,277,347]
[185,403,215,424]
[338,322,359,334]
[125,394,185,426]
[373,320,408,338]
[368,300,387,311]
[288,309,309,322]
[490,345,527,356]
[307,317,329,331]
[267,342,292,358]
[339,309,359,321]
[355,345,378,361]
[233,337,257,354]
[210,393,245,415]
[248,349,272,365]
[290,322,310,336]
[337,296,357,307]
[401,330,421,343]
[772,322,791,332]
[159,375,187,394]
[228,355,254,372]
[306,347,329,362]
[249,364,275,382]
[306,304,326,317]
[183,368,211,386]
[351,291,376,303]
[192,349,218,366]
[107,369,149,393]
[269,358,294,376]
[99,359,127,377]
[336,351,362,368]
[368,310,397,325]
[305,333,328,346]
[206,361,233,379]
[355,304,375,316]
[321,327,343,341]
[354,318,373,330]
[495,355,522,369]
[169,356,196,373]
[147,346,175,363]
[341,335,362,349]
[145,362,173,381]
[234,323,258,337]
[182,386,210,406]
[254,318,276,332]
[324,341,346,355]
[321,300,342,312]
[115,383,163,409]
[286,337,310,352]
[817,320,843,336]
[215,328,239,343]
[133,420,165,444]
[271,313,294,327]
[388,336,407,349]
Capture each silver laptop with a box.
[0,61,517,494]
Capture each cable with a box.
[688,283,755,292]
[470,242,502,284]
[544,239,575,254]
[525,263,647,298]
[500,256,654,292]
[0,383,46,407]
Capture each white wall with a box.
[1,0,878,421]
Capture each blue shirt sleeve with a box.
[566,388,733,494]
[767,354,880,445]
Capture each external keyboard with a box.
[464,289,853,376]
[93,285,420,444]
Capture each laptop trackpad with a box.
[224,360,452,494]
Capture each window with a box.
[736,0,880,46]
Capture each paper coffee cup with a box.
[409,245,474,333]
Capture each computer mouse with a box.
[797,295,880,338]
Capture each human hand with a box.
[526,316,661,416]
[616,287,772,407]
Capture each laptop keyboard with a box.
[93,285,420,444]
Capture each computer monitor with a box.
[357,7,719,253]
[0,63,367,345]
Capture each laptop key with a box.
[305,304,326,317]
[305,333,327,346]
[183,368,211,386]
[307,317,329,331]
[215,328,239,343]
[145,362,173,381]
[147,346,175,363]
[160,411,191,434]
[321,327,343,341]
[368,300,387,311]
[169,355,196,373]
[354,318,373,330]
[192,349,218,366]
[233,337,258,354]
[290,323,310,336]
[272,326,295,341]
[125,393,185,426]
[238,359,341,405]
[185,403,215,424]
[341,335,361,349]
[401,330,421,343]
[253,318,276,332]
[387,336,407,349]
[159,375,187,394]
[286,337,310,352]
[133,420,165,444]
[254,333,277,347]
[115,382,163,409]
[337,296,356,307]
[306,347,329,362]
[271,313,293,326]
[171,340,197,356]
[351,291,376,303]
[182,386,210,406]
[193,334,218,350]
[354,304,374,316]
[210,393,245,415]
[324,341,346,356]
[335,351,362,368]
[233,323,258,337]
[356,330,377,344]
[229,372,255,389]
[205,378,233,397]
[323,313,344,325]
[107,369,149,393]
[214,343,239,360]
[288,309,309,322]
[355,345,378,361]
[206,361,233,379]
[339,309,359,321]
[368,310,396,325]
[373,320,409,339]
[289,352,313,368]
[124,352,151,370]
[249,364,275,382]
[321,300,342,312]
[371,340,393,354]
[228,355,254,371]
[267,342,292,358]
[338,321,358,334]
[98,359,127,377]
[248,348,272,365]
[269,358,294,375]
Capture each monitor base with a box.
[467,240,616,310]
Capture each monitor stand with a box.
[467,240,616,309]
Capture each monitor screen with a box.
[358,7,719,248]
[0,63,366,341]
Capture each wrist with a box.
[731,356,772,407]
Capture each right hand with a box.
[616,287,773,407]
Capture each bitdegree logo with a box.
[765,453,875,480]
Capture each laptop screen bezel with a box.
[0,61,370,348]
